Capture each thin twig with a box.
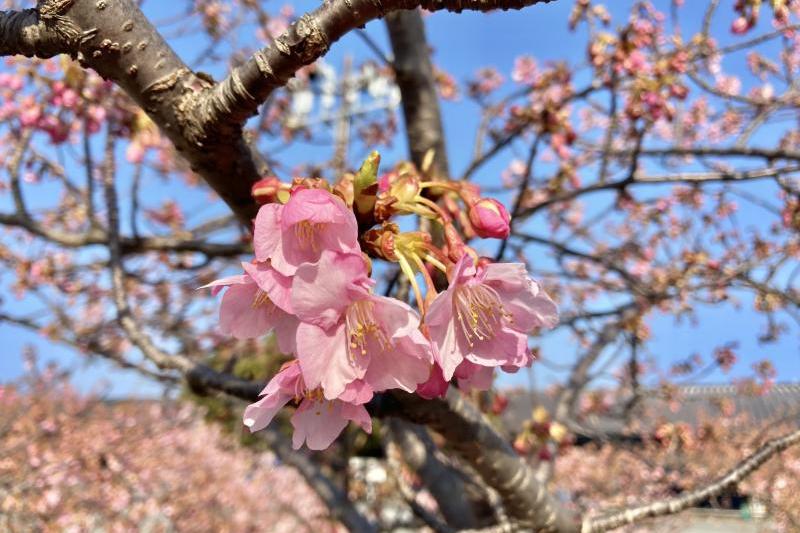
[584,428,800,532]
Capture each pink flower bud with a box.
[731,16,749,35]
[468,198,510,239]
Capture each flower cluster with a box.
[205,154,558,450]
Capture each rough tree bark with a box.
[385,419,482,529]
[385,10,451,178]
[378,390,581,532]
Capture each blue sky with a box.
[1,0,797,395]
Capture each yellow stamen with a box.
[452,284,513,347]
[345,299,391,363]
[293,220,324,251]
[252,289,275,310]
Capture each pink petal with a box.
[280,233,320,272]
[253,203,283,263]
[364,295,433,392]
[261,239,294,277]
[243,391,292,432]
[463,326,528,368]
[455,361,494,392]
[219,282,272,338]
[434,321,461,381]
[279,190,360,271]
[243,363,303,432]
[450,253,478,285]
[340,402,372,433]
[426,289,462,380]
[483,263,559,330]
[510,284,559,331]
[502,349,534,372]
[371,295,425,339]
[273,312,300,355]
[242,261,294,314]
[317,222,360,255]
[291,400,349,450]
[295,322,364,400]
[425,288,453,329]
[416,364,449,399]
[364,341,432,393]
[266,361,304,395]
[281,188,353,229]
[480,262,528,288]
[199,274,250,296]
[339,380,374,405]
[292,251,368,330]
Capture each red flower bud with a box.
[251,176,283,205]
[490,393,509,415]
[537,447,552,461]
[468,198,511,239]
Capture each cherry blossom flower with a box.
[202,262,298,353]
[511,55,537,85]
[291,250,433,400]
[253,188,360,276]
[243,361,372,450]
[425,255,558,380]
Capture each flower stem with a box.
[397,253,426,315]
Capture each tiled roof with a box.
[501,383,800,438]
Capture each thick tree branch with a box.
[377,390,580,532]
[385,10,450,177]
[385,419,480,529]
[384,427,456,533]
[1,0,262,224]
[199,0,555,139]
[584,428,800,532]
[0,4,77,57]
